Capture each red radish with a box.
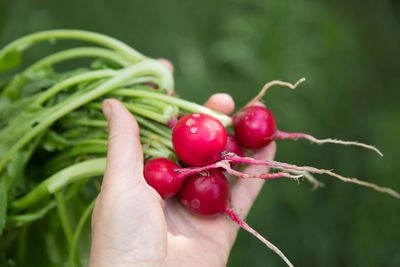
[144,158,300,199]
[232,78,383,156]
[223,135,245,168]
[179,169,294,267]
[232,106,277,149]
[172,113,228,166]
[224,135,245,157]
[143,158,182,199]
[179,169,229,215]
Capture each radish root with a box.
[177,161,302,181]
[215,161,302,181]
[225,206,294,267]
[275,130,383,157]
[277,168,324,190]
[267,160,399,199]
[246,77,306,107]
[221,153,399,199]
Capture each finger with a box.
[230,142,277,218]
[101,99,145,192]
[157,58,174,74]
[204,93,235,115]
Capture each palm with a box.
[163,197,236,266]
[152,152,275,266]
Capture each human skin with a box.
[89,61,276,267]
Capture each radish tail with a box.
[276,168,324,190]
[176,161,302,181]
[215,161,302,180]
[222,153,400,199]
[265,160,399,198]
[275,130,383,157]
[224,206,294,267]
[246,78,306,107]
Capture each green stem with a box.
[27,46,131,72]
[125,76,159,86]
[140,137,174,156]
[54,192,73,245]
[57,118,174,151]
[43,129,107,150]
[0,29,146,66]
[133,97,178,114]
[89,101,172,124]
[114,88,232,126]
[61,114,172,140]
[60,118,108,128]
[45,129,73,146]
[17,226,28,264]
[42,145,107,175]
[143,147,176,159]
[33,69,117,106]
[7,201,57,226]
[55,192,82,267]
[124,103,171,124]
[0,60,173,176]
[140,128,173,150]
[7,180,88,227]
[135,115,172,139]
[68,198,96,267]
[76,139,107,146]
[135,102,166,114]
[11,158,106,211]
[3,47,130,97]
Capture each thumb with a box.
[101,99,145,193]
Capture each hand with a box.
[89,61,276,267]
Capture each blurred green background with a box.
[1,0,399,266]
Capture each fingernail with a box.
[102,100,112,120]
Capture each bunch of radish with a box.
[143,79,398,266]
[1,30,398,267]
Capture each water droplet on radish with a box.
[186,118,195,127]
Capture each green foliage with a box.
[0,27,233,266]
